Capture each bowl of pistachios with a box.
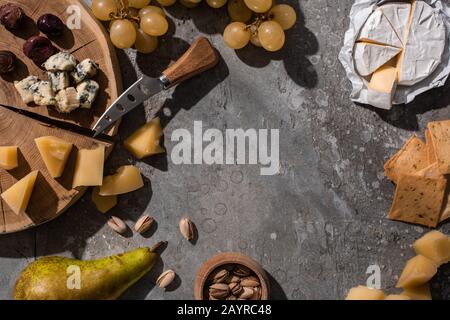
[194,252,270,300]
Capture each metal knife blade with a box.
[92,75,166,137]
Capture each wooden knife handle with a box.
[162,37,219,87]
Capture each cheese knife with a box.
[93,37,219,137]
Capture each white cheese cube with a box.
[71,59,99,83]
[30,81,56,106]
[44,52,77,72]
[77,80,99,109]
[47,71,70,92]
[55,87,80,113]
[14,76,39,104]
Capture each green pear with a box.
[14,243,165,300]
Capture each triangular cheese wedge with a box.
[358,9,403,48]
[367,58,399,110]
[380,2,412,46]
[35,136,73,178]
[354,42,401,76]
[1,171,38,215]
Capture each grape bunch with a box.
[92,0,170,53]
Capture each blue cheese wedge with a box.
[29,81,56,106]
[14,76,39,104]
[71,59,99,83]
[47,71,70,92]
[77,80,99,109]
[55,87,80,113]
[44,52,77,72]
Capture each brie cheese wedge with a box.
[380,2,411,46]
[354,42,401,77]
[367,59,399,110]
[358,9,403,48]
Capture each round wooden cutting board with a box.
[0,0,122,234]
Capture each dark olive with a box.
[0,3,24,29]
[37,14,64,36]
[0,51,16,74]
[23,36,57,65]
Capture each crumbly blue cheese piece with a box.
[55,87,80,113]
[71,59,99,83]
[47,71,70,92]
[77,80,99,109]
[44,52,77,72]
[14,76,39,104]
[29,81,56,106]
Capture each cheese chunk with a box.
[367,59,398,110]
[77,80,99,109]
[413,231,450,266]
[401,283,432,300]
[72,146,105,188]
[0,146,18,170]
[47,71,70,92]
[35,136,73,178]
[14,76,39,104]
[91,186,117,213]
[354,42,401,76]
[345,286,385,300]
[30,81,56,106]
[44,52,77,71]
[380,2,411,45]
[358,9,402,47]
[55,87,80,113]
[384,294,411,300]
[1,171,38,215]
[99,165,144,196]
[71,59,99,83]
[396,255,437,288]
[398,1,446,86]
[124,117,165,159]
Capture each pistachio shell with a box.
[156,269,176,288]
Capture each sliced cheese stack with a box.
[354,1,446,109]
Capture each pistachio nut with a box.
[209,283,230,299]
[238,287,254,299]
[250,286,262,300]
[134,215,155,234]
[225,275,241,284]
[107,216,127,234]
[156,269,176,289]
[179,217,195,240]
[240,276,260,287]
[209,268,229,283]
[233,265,251,277]
[229,282,243,296]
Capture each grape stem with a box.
[109,0,139,22]
[245,13,272,36]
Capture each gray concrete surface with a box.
[1,0,450,300]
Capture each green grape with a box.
[92,0,118,21]
[128,0,151,8]
[180,0,200,7]
[135,28,159,53]
[227,0,252,22]
[250,32,261,47]
[110,19,137,49]
[268,4,296,30]
[140,12,169,36]
[156,0,177,6]
[139,6,166,18]
[243,0,272,13]
[223,22,250,49]
[258,20,285,51]
[206,0,227,8]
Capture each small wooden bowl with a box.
[194,252,270,300]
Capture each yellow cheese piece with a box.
[91,186,117,213]
[413,231,450,266]
[367,59,399,109]
[99,165,144,196]
[124,117,165,159]
[345,286,385,300]
[1,171,38,215]
[396,255,437,288]
[35,136,73,178]
[0,146,18,170]
[72,146,105,188]
[384,294,411,300]
[401,283,432,300]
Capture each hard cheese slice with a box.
[124,117,165,159]
[72,146,105,188]
[358,9,403,48]
[0,146,18,170]
[380,2,412,46]
[401,283,432,300]
[91,187,117,214]
[354,42,401,77]
[1,171,38,215]
[35,136,73,178]
[367,58,399,110]
[345,286,385,300]
[99,165,144,196]
[396,255,437,289]
[413,231,450,266]
[398,1,446,86]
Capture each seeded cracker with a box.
[427,121,450,174]
[415,163,441,179]
[389,174,446,228]
[425,129,437,164]
[384,135,428,183]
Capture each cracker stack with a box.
[384,121,450,228]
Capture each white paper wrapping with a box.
[339,0,450,108]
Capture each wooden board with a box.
[0,0,122,135]
[0,106,114,234]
